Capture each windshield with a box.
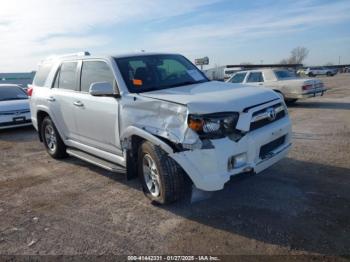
[115,54,209,93]
[274,70,297,79]
[0,86,28,101]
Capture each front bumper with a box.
[171,116,292,191]
[0,112,32,130]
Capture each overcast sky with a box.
[0,0,349,72]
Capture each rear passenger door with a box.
[245,71,264,86]
[50,61,81,140]
[74,60,121,155]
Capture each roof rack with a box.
[44,51,91,61]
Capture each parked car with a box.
[304,67,337,77]
[226,69,327,104]
[0,84,32,129]
[224,67,242,81]
[296,68,306,76]
[29,52,292,204]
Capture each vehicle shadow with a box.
[0,125,36,142]
[69,155,350,255]
[157,158,350,255]
[63,157,141,191]
[288,101,350,110]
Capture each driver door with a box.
[73,60,121,155]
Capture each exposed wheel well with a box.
[127,135,193,186]
[37,111,50,142]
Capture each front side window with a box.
[246,72,264,82]
[54,62,78,90]
[115,54,208,93]
[0,86,28,101]
[33,63,53,87]
[80,61,115,93]
[228,72,246,83]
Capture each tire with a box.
[308,72,314,77]
[326,72,331,77]
[41,116,68,159]
[138,141,184,204]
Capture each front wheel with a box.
[41,117,68,159]
[308,72,314,77]
[138,141,184,204]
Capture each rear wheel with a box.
[138,141,184,204]
[326,72,333,77]
[308,72,314,77]
[41,117,68,159]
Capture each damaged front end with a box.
[120,93,292,192]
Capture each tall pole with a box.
[338,56,341,65]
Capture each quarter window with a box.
[33,63,53,87]
[229,73,246,83]
[246,72,264,83]
[80,61,115,93]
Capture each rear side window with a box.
[246,72,264,82]
[54,62,78,90]
[229,73,246,83]
[80,61,115,93]
[33,63,53,87]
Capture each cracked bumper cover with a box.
[170,117,292,191]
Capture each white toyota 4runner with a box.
[29,52,292,204]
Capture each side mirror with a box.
[89,82,118,97]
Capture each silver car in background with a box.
[304,67,337,77]
[0,84,32,129]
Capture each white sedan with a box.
[226,68,327,104]
[0,84,32,129]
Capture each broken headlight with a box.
[188,112,239,139]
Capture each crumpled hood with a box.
[140,81,280,114]
[0,99,29,112]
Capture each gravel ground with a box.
[0,74,349,257]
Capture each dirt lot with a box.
[0,74,349,257]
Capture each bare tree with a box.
[280,46,309,64]
[289,47,309,64]
[279,58,289,64]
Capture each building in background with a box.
[0,72,35,88]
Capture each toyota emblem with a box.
[266,107,277,121]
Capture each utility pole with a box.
[338,56,341,65]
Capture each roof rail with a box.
[44,51,91,61]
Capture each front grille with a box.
[250,103,285,131]
[259,135,285,159]
[250,111,285,131]
[0,119,31,127]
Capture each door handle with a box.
[47,96,55,102]
[73,101,84,107]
